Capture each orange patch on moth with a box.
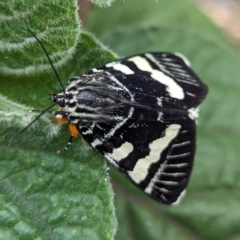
[68,123,80,137]
[55,115,68,124]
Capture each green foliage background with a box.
[0,0,240,239]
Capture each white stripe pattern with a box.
[128,124,181,184]
[105,141,134,162]
[128,55,184,100]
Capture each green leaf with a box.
[0,0,80,75]
[0,146,115,240]
[86,0,240,239]
[0,1,117,239]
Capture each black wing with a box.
[77,52,208,204]
[100,52,208,110]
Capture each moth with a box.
[51,52,208,204]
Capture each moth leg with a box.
[53,108,80,153]
[57,135,74,154]
[29,109,52,113]
[57,123,80,154]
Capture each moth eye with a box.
[58,99,66,107]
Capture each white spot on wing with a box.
[82,129,93,135]
[157,112,163,122]
[172,141,191,148]
[159,180,179,186]
[171,190,187,206]
[166,152,191,160]
[106,62,134,75]
[157,97,162,107]
[91,139,102,148]
[161,172,187,177]
[174,53,191,66]
[128,124,181,184]
[186,92,196,97]
[128,55,184,100]
[105,141,134,162]
[188,107,199,120]
[166,163,188,169]
[92,68,104,73]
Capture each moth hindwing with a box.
[52,52,208,204]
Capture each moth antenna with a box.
[6,103,57,149]
[23,19,65,90]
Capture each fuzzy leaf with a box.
[0,0,80,75]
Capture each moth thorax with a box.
[76,89,115,108]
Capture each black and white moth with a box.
[52,52,208,205]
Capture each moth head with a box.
[51,92,72,108]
